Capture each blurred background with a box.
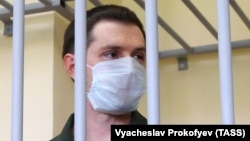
[0,0,250,141]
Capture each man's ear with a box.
[63,53,75,79]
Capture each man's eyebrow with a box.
[98,45,146,52]
[99,45,124,51]
[135,47,146,52]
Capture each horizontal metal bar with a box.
[89,0,102,6]
[39,0,52,6]
[0,2,52,23]
[134,0,193,53]
[182,0,218,39]
[0,8,12,23]
[0,1,73,23]
[159,39,250,59]
[0,0,13,22]
[53,0,74,21]
[0,0,13,11]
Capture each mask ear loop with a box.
[86,64,93,69]
[86,64,93,93]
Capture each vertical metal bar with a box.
[216,0,235,124]
[74,0,87,141]
[145,0,160,124]
[11,0,24,141]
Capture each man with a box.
[51,4,147,141]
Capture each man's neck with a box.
[86,100,131,141]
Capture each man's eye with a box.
[104,52,118,59]
[133,54,145,61]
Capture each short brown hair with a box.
[62,4,145,58]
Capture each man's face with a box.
[86,20,146,90]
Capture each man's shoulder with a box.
[49,135,60,141]
[131,110,147,124]
[49,113,74,141]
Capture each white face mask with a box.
[87,56,146,115]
